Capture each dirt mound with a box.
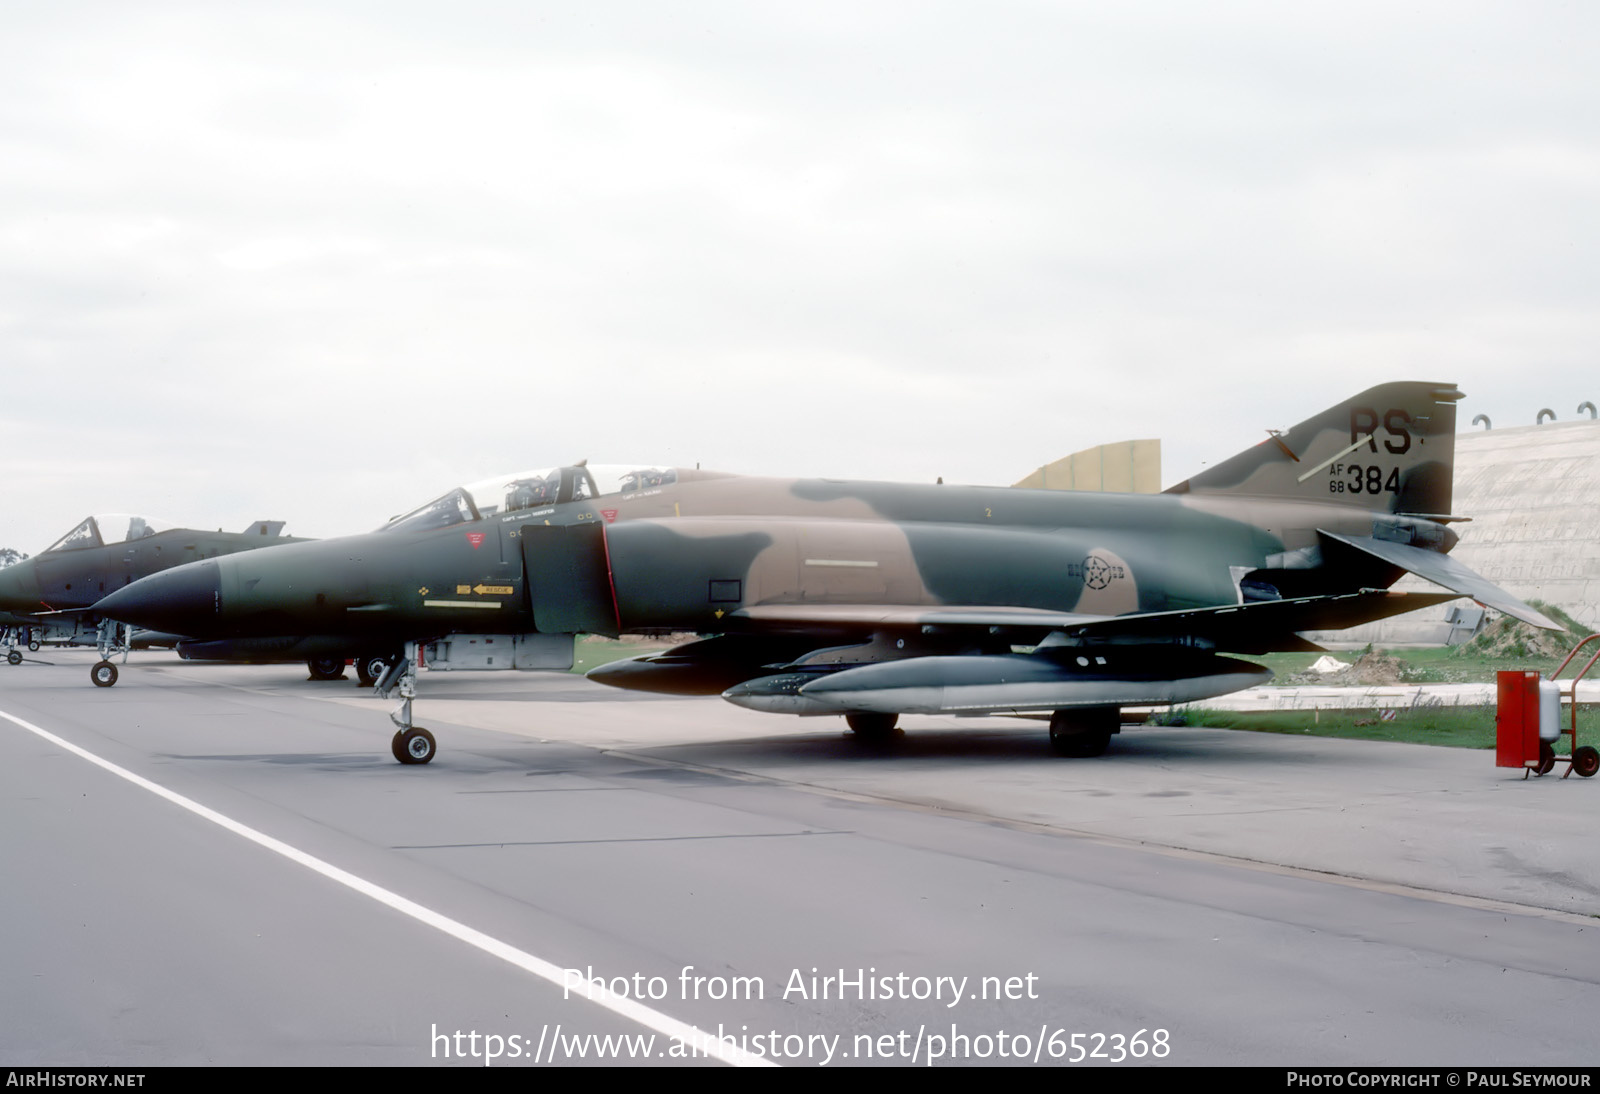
[1451,601,1592,662]
[1287,649,1410,685]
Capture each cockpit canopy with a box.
[42,514,179,554]
[378,464,682,534]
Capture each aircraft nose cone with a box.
[96,560,221,634]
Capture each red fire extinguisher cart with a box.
[1497,636,1600,778]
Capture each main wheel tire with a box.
[393,727,436,765]
[6,650,20,666]
[1048,707,1117,757]
[845,712,900,740]
[1536,740,1556,776]
[91,661,119,688]
[1572,745,1599,779]
[307,657,346,681]
[27,639,39,652]
[357,653,393,688]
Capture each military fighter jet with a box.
[0,514,307,685]
[96,382,1554,764]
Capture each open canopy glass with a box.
[377,465,681,534]
[41,514,180,554]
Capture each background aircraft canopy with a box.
[378,464,680,533]
[41,514,180,554]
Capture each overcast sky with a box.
[2,1,1597,552]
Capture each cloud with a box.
[2,1,1598,550]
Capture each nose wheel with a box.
[89,619,132,686]
[391,727,437,765]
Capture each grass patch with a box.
[1237,600,1598,686]
[570,636,675,675]
[1153,704,1600,749]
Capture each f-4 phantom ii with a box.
[96,382,1554,764]
[0,514,306,685]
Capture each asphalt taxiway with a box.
[2,652,1597,1067]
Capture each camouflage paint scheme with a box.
[96,382,1554,761]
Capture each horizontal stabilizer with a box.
[1319,532,1559,630]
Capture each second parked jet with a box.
[0,514,306,685]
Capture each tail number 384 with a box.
[1329,463,1399,495]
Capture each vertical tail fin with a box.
[1165,381,1463,517]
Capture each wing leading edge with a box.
[732,588,1467,654]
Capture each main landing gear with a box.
[1048,707,1119,757]
[844,712,900,741]
[310,650,398,687]
[375,642,436,764]
[356,652,396,688]
[837,708,1121,756]
[91,619,132,688]
[306,657,347,681]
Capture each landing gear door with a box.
[521,522,621,638]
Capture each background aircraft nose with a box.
[95,560,220,633]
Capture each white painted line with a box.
[0,706,775,1068]
[802,559,878,568]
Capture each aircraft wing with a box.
[732,589,1465,655]
[1319,531,1559,630]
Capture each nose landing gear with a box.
[376,643,437,765]
[91,619,131,688]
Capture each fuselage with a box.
[93,469,1443,650]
